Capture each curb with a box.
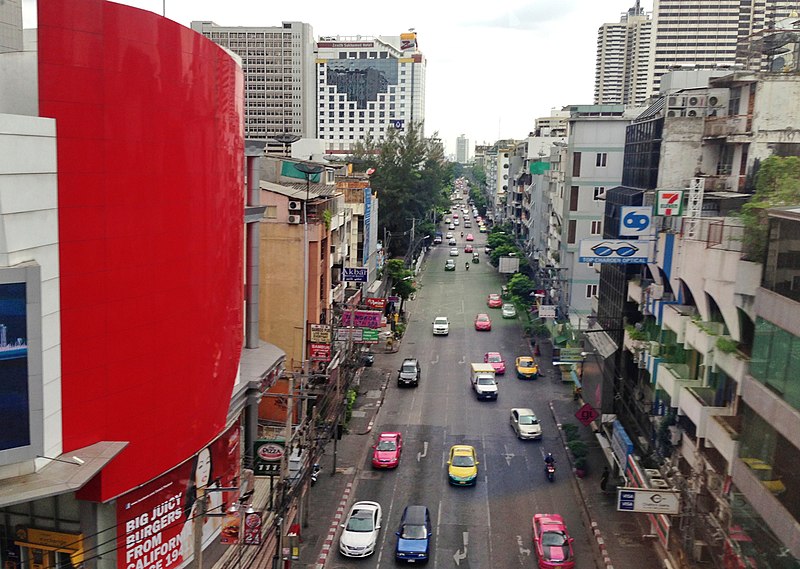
[315,482,352,569]
[592,521,615,569]
[357,371,391,435]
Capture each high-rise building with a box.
[190,20,317,143]
[316,32,426,154]
[456,134,469,163]
[595,1,652,105]
[648,0,797,95]
[0,0,22,53]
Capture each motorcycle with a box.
[545,461,556,482]
[311,463,321,486]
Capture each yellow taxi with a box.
[447,445,479,486]
[515,356,539,380]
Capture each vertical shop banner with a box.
[0,282,30,452]
[116,424,241,569]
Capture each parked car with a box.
[474,313,492,331]
[395,505,432,563]
[339,501,382,557]
[532,513,575,569]
[361,349,375,366]
[484,351,506,374]
[432,316,450,335]
[487,293,503,308]
[501,303,517,318]
[398,358,421,387]
[510,408,542,440]
[372,432,403,468]
[445,259,456,271]
[447,445,479,486]
[515,356,539,379]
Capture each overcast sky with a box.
[22,0,652,155]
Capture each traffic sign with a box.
[342,267,368,282]
[575,403,599,426]
[617,487,680,514]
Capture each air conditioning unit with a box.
[288,200,302,211]
[668,95,686,107]
[687,95,706,107]
[707,89,729,111]
[287,214,301,224]
[666,108,685,118]
[686,107,705,118]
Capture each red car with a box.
[484,352,505,374]
[487,293,503,308]
[532,514,575,569]
[465,244,474,253]
[372,432,403,468]
[465,233,474,241]
[474,313,492,331]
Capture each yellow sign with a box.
[16,528,84,567]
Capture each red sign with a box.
[575,403,599,426]
[242,510,262,545]
[365,297,387,310]
[310,343,331,361]
[116,424,241,569]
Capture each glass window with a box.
[596,152,608,167]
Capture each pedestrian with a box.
[600,466,610,491]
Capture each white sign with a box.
[617,488,680,515]
[498,256,520,273]
[578,239,652,264]
[619,206,653,236]
[538,305,556,319]
[656,190,684,216]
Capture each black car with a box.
[361,350,375,367]
[398,358,421,387]
[395,505,432,563]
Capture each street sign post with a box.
[575,403,599,426]
[617,488,680,515]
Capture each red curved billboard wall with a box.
[38,0,244,501]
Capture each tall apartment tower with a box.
[190,21,317,143]
[648,0,797,95]
[456,134,469,163]
[595,1,652,105]
[316,32,426,154]
[0,0,23,53]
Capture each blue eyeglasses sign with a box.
[619,206,653,236]
[578,239,652,264]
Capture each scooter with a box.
[545,462,556,482]
[311,463,321,486]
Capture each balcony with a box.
[700,174,745,192]
[713,343,748,384]
[703,115,749,138]
[656,362,698,407]
[628,279,643,304]
[662,304,695,343]
[623,328,648,353]
[680,386,735,439]
[705,413,741,466]
[684,319,724,354]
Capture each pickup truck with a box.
[470,363,498,400]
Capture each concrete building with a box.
[316,32,426,155]
[456,134,470,163]
[0,0,22,53]
[648,0,797,96]
[595,0,652,105]
[190,20,317,147]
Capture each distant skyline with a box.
[21,0,652,155]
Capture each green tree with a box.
[385,259,416,312]
[487,232,514,249]
[489,244,515,266]
[739,155,800,262]
[507,273,535,300]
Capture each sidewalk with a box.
[534,335,669,569]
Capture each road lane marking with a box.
[453,531,469,565]
[431,354,440,365]
[516,535,531,556]
[417,441,428,461]
[503,444,515,466]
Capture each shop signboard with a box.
[310,343,331,361]
[341,310,382,329]
[357,328,380,344]
[309,324,331,343]
[365,297,386,310]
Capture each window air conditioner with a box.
[687,95,706,107]
[288,200,302,211]
[287,214,301,224]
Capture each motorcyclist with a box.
[460,231,464,238]
[544,453,556,465]
[465,262,470,271]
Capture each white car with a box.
[432,316,450,335]
[449,248,459,256]
[501,303,517,318]
[510,408,542,440]
[339,501,382,557]
[449,223,456,230]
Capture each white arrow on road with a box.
[516,535,531,556]
[431,354,440,366]
[458,355,466,365]
[453,531,469,565]
[417,441,428,462]
[503,444,515,466]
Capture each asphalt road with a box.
[330,226,593,568]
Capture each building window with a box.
[596,152,607,167]
[591,220,602,235]
[572,152,581,177]
[593,186,605,200]
[265,205,277,219]
[567,220,577,244]
[586,284,598,298]
[569,186,579,211]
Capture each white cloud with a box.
[22,0,651,154]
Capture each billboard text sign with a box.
[342,267,368,283]
[341,310,382,329]
[617,488,680,514]
[579,239,652,264]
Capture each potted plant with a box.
[562,423,580,442]
[574,456,588,478]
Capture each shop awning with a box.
[0,441,127,508]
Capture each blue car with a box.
[395,505,432,563]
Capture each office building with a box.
[456,134,470,163]
[595,1,652,105]
[191,20,317,144]
[648,0,797,95]
[316,32,426,154]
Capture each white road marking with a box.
[516,535,531,556]
[503,444,515,466]
[453,531,469,565]
[431,354,440,365]
[458,355,466,365]
[417,441,428,462]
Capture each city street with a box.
[330,227,593,568]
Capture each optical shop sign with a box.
[116,424,241,569]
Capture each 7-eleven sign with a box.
[656,190,684,216]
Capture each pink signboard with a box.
[340,310,382,329]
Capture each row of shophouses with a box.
[0,4,380,569]
[478,67,800,566]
